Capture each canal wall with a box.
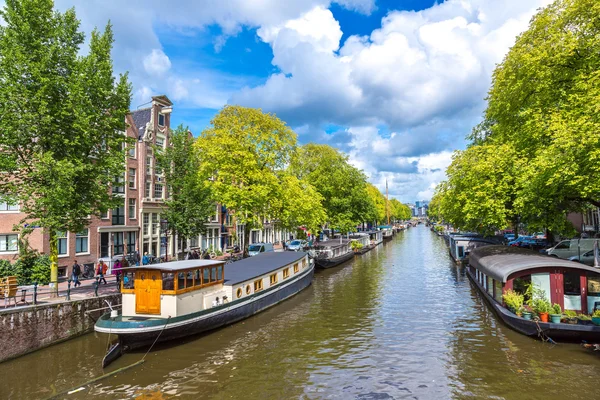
[0,293,120,363]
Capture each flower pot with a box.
[522,311,532,320]
[550,314,561,323]
[539,312,549,323]
[592,317,600,326]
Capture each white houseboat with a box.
[95,252,314,366]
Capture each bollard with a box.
[66,279,71,301]
[33,282,38,305]
[94,277,99,297]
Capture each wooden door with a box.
[135,270,162,315]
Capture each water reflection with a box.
[3,226,600,399]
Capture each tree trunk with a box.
[49,230,58,297]
[243,223,251,258]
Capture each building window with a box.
[0,198,19,211]
[57,231,67,255]
[146,156,153,176]
[143,213,150,235]
[156,136,165,149]
[114,232,124,255]
[128,168,136,189]
[128,144,136,158]
[283,268,290,279]
[76,229,88,253]
[152,213,159,235]
[154,184,163,199]
[127,232,136,254]
[158,113,165,127]
[254,279,263,292]
[113,174,125,194]
[145,181,151,198]
[128,199,136,219]
[112,202,125,225]
[0,234,18,252]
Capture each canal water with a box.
[3,225,600,399]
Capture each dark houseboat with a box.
[312,239,354,268]
[449,235,497,263]
[467,246,600,342]
[380,226,394,242]
[95,252,314,366]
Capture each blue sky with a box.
[42,0,552,201]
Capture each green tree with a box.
[390,198,411,222]
[156,125,215,258]
[290,143,374,233]
[366,183,386,225]
[0,0,131,292]
[195,105,299,254]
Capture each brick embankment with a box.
[0,293,120,363]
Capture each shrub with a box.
[30,255,51,285]
[0,259,15,278]
[502,289,524,312]
[351,241,364,250]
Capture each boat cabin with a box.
[368,230,383,245]
[449,235,497,262]
[120,252,312,319]
[349,233,370,249]
[469,246,600,314]
[313,239,351,258]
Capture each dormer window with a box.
[158,113,165,127]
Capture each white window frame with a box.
[128,168,136,189]
[0,199,19,212]
[154,183,163,199]
[158,113,165,127]
[129,198,136,220]
[75,229,89,254]
[0,234,18,253]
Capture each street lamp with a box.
[160,219,168,262]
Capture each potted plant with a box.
[592,310,600,326]
[502,289,524,315]
[533,298,551,322]
[521,306,533,320]
[577,314,592,325]
[550,303,562,323]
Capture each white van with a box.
[247,243,274,257]
[546,238,598,259]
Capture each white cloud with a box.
[143,49,171,76]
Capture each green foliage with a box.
[502,289,524,312]
[564,310,577,318]
[390,199,411,222]
[551,303,562,315]
[0,0,131,283]
[578,314,592,321]
[593,310,600,318]
[533,298,551,314]
[366,184,386,224]
[290,143,373,233]
[156,125,214,244]
[30,255,51,285]
[350,241,364,250]
[0,259,15,278]
[432,0,600,236]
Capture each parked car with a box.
[546,238,598,259]
[532,232,547,239]
[508,236,531,247]
[568,250,599,266]
[247,243,274,256]
[518,238,550,251]
[504,234,515,242]
[287,240,307,251]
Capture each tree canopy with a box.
[0,0,131,287]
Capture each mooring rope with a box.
[142,316,171,361]
[534,318,556,345]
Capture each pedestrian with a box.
[142,252,150,265]
[135,250,140,266]
[72,260,82,287]
[113,258,122,286]
[96,259,108,285]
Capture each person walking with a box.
[96,259,108,285]
[113,258,122,286]
[142,252,150,265]
[72,260,82,287]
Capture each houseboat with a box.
[349,233,372,255]
[95,252,314,366]
[380,226,394,242]
[368,230,384,247]
[467,246,600,342]
[312,239,354,268]
[449,235,497,262]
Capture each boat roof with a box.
[469,246,600,283]
[120,259,225,271]
[314,239,351,248]
[451,236,499,244]
[224,252,307,285]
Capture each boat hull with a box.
[314,251,354,269]
[383,235,393,242]
[97,264,314,352]
[467,268,600,342]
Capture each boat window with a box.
[204,268,210,283]
[270,273,278,286]
[513,276,531,300]
[211,267,217,281]
[486,276,493,296]
[494,280,503,303]
[123,272,135,289]
[186,270,194,288]
[294,263,299,273]
[194,269,202,286]
[458,246,465,258]
[564,272,581,295]
[178,272,186,289]
[162,272,174,290]
[246,284,251,295]
[303,259,306,268]
[555,240,570,250]
[283,268,290,279]
[217,266,223,281]
[587,273,600,296]
[237,287,243,298]
[254,279,263,292]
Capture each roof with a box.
[121,259,224,272]
[130,107,152,139]
[224,252,307,285]
[314,239,351,249]
[469,245,600,283]
[451,236,500,244]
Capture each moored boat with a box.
[312,239,354,268]
[380,225,394,241]
[448,235,497,263]
[350,233,372,255]
[95,252,314,366]
[368,230,383,247]
[467,246,600,342]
